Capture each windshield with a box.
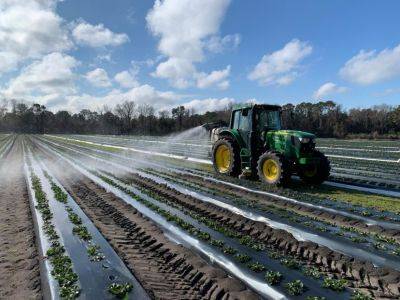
[256,110,281,131]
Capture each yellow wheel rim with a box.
[215,144,231,173]
[262,159,280,182]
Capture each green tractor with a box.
[207,103,330,186]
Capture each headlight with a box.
[299,137,311,143]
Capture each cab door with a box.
[238,108,251,148]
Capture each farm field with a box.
[1,133,400,300]
[55,134,400,194]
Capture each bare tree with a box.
[0,99,8,118]
[115,100,136,133]
[137,103,155,134]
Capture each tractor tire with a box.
[257,152,291,186]
[212,137,241,177]
[299,150,330,185]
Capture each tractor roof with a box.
[232,103,281,111]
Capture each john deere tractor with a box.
[207,103,330,186]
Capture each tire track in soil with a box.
[44,155,258,300]
[38,137,400,297]
[120,172,400,299]
[168,170,400,242]
[0,138,41,299]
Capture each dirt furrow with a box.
[120,171,400,298]
[168,170,400,243]
[44,154,258,300]
[0,139,41,299]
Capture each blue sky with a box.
[1,0,400,113]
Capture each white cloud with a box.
[114,70,139,89]
[313,82,347,99]
[196,65,231,89]
[85,68,111,87]
[72,20,129,48]
[65,84,183,112]
[248,39,312,86]
[152,57,196,88]
[2,52,78,98]
[340,44,400,85]
[146,0,233,88]
[0,0,72,74]
[206,34,241,53]
[176,97,234,114]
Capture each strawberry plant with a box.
[29,166,80,299]
[322,277,347,291]
[209,239,224,248]
[222,246,237,255]
[247,261,266,273]
[264,271,282,285]
[280,258,301,269]
[108,283,133,298]
[87,244,105,262]
[72,225,92,241]
[234,253,251,263]
[303,266,321,279]
[285,279,305,296]
[267,251,282,259]
[351,290,373,300]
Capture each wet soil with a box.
[0,139,41,299]
[45,154,258,300]
[172,171,400,243]
[122,172,400,298]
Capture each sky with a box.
[1,0,400,114]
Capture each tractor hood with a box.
[266,130,316,139]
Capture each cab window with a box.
[232,110,241,129]
[239,109,250,131]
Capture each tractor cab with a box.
[210,103,330,186]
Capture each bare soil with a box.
[171,170,400,243]
[44,152,258,300]
[0,139,41,299]
[122,172,400,298]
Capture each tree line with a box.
[0,99,399,138]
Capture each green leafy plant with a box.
[67,210,82,225]
[350,290,373,300]
[209,239,224,248]
[222,246,237,255]
[108,283,133,298]
[267,251,282,259]
[29,165,80,299]
[87,244,105,262]
[47,245,65,257]
[322,277,347,291]
[247,261,266,273]
[280,258,301,269]
[264,271,282,285]
[234,253,251,263]
[392,247,400,256]
[285,279,305,296]
[373,242,386,250]
[350,236,366,243]
[303,266,321,279]
[72,225,92,241]
[60,285,80,299]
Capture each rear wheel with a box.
[212,138,241,176]
[257,152,291,186]
[299,150,330,185]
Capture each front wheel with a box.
[257,152,291,186]
[212,138,241,176]
[299,150,330,185]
